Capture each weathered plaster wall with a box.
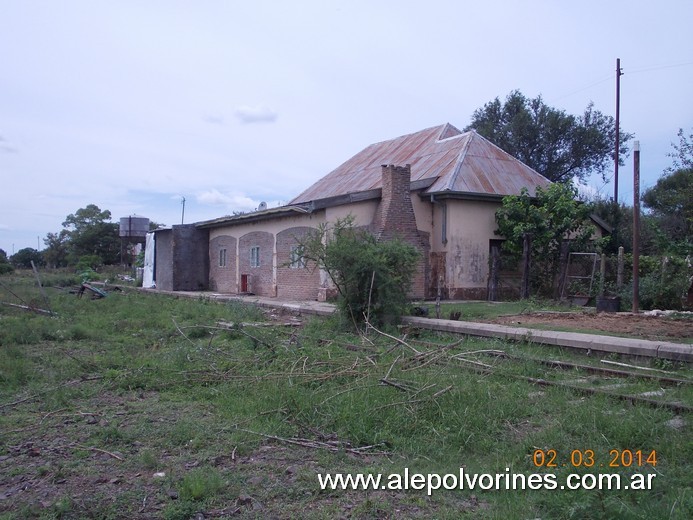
[444,200,501,299]
[154,229,173,291]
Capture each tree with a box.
[495,183,597,298]
[61,204,120,265]
[639,128,693,255]
[467,90,632,184]
[42,230,71,268]
[0,248,12,274]
[641,168,693,254]
[665,127,693,173]
[588,198,662,256]
[10,247,44,269]
[297,217,420,327]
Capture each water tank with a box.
[119,215,150,239]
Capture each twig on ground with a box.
[0,301,53,316]
[366,320,420,355]
[172,318,195,347]
[70,443,124,461]
[237,427,388,455]
[379,379,411,392]
[0,375,104,410]
[383,355,401,380]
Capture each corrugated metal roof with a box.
[195,205,312,229]
[290,123,551,204]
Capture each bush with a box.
[75,255,103,272]
[618,255,691,310]
[298,217,420,327]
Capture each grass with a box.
[0,270,691,519]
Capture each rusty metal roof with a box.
[290,123,551,204]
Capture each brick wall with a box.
[155,226,210,291]
[209,235,237,293]
[276,227,321,300]
[171,225,209,291]
[372,164,430,299]
[238,231,274,296]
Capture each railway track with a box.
[411,339,693,414]
[484,352,692,414]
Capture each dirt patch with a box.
[483,311,692,343]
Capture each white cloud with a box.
[196,189,257,211]
[233,104,278,124]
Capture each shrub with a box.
[618,255,691,310]
[75,255,103,272]
[297,217,420,327]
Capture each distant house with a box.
[153,123,555,300]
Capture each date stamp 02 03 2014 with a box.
[531,449,658,469]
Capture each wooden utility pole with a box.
[632,141,640,312]
[614,59,623,203]
[612,59,624,248]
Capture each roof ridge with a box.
[364,123,450,148]
[436,122,464,141]
[444,131,474,190]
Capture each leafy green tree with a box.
[495,183,597,297]
[0,248,12,274]
[42,230,71,268]
[641,168,692,254]
[61,204,120,265]
[587,198,663,256]
[297,217,420,327]
[467,90,632,183]
[10,247,44,269]
[665,127,692,173]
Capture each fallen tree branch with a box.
[365,320,420,355]
[0,301,53,316]
[237,427,388,455]
[73,443,125,461]
[379,378,411,392]
[0,375,104,410]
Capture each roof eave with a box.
[421,190,506,203]
[195,205,313,229]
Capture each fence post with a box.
[617,246,624,290]
[521,233,531,299]
[600,254,606,296]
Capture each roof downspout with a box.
[430,194,447,245]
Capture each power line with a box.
[550,60,693,104]
[551,74,612,102]
[628,60,693,75]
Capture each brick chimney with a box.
[374,164,417,241]
[372,164,429,297]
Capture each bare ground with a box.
[482,311,692,343]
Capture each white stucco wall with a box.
[443,200,501,296]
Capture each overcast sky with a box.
[1,0,692,255]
